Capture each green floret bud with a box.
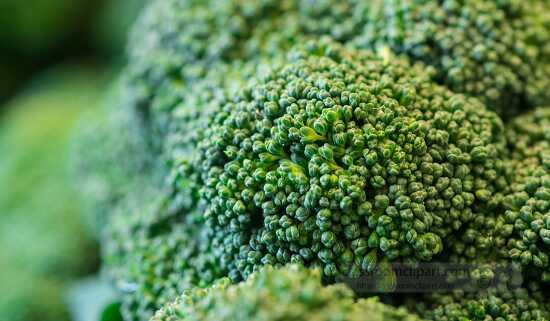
[502,106,550,282]
[198,39,507,281]
[413,287,550,321]
[355,0,550,116]
[151,265,423,321]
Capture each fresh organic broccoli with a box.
[99,63,258,320]
[125,0,370,107]
[354,0,550,116]
[501,106,550,282]
[72,1,550,321]
[99,16,510,319]
[129,0,550,122]
[412,287,550,321]
[198,40,507,282]
[152,264,422,321]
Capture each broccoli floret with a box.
[413,287,550,321]
[98,63,263,321]
[506,106,550,158]
[437,107,549,281]
[441,211,512,263]
[109,209,224,321]
[502,106,550,282]
[197,40,507,281]
[355,0,550,116]
[126,0,373,119]
[72,80,209,321]
[152,264,422,321]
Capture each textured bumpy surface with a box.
[129,0,550,119]
[355,0,550,116]
[198,40,507,282]
[152,265,422,321]
[503,106,550,282]
[413,287,550,321]
[71,1,550,321]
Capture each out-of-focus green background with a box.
[0,1,146,321]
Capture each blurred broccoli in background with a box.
[70,81,156,239]
[0,66,107,321]
[0,0,147,103]
[0,269,72,321]
[0,1,148,320]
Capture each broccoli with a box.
[71,81,157,238]
[198,40,507,282]
[103,200,226,321]
[125,0,370,107]
[354,0,550,116]
[412,287,550,321]
[96,39,511,321]
[72,1,550,321]
[128,0,550,123]
[436,107,550,280]
[77,70,240,320]
[152,264,422,321]
[502,106,550,282]
[71,79,196,321]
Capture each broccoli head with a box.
[152,264,422,321]
[198,40,508,281]
[86,1,550,320]
[355,0,550,116]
